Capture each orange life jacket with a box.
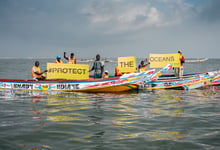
[31,66,42,78]
[55,60,63,63]
[180,55,185,67]
[139,66,146,72]
[115,66,123,76]
[68,56,75,64]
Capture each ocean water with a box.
[0,58,220,150]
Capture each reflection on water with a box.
[146,90,185,117]
[0,89,220,149]
[188,86,220,101]
[116,130,186,141]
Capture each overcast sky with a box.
[0,0,220,59]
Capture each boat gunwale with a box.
[0,76,122,83]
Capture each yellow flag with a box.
[117,56,137,73]
[149,53,181,68]
[47,63,89,80]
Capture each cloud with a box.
[199,0,220,22]
[0,0,206,36]
[81,0,197,33]
[0,0,219,58]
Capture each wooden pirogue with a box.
[0,69,156,93]
[139,70,220,90]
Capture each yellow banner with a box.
[47,63,89,80]
[149,53,180,68]
[117,56,137,73]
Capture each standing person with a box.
[89,54,104,79]
[31,61,47,81]
[64,52,76,64]
[55,56,63,63]
[175,50,185,77]
[138,59,150,72]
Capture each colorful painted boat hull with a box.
[139,71,219,90]
[206,74,220,86]
[0,70,155,93]
[159,71,220,86]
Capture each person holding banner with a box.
[89,54,104,79]
[64,52,76,64]
[175,51,185,77]
[115,66,123,76]
[138,59,150,72]
[55,56,63,64]
[31,61,47,81]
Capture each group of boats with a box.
[0,64,219,93]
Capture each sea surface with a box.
[0,58,220,150]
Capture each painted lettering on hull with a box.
[57,84,80,90]
[13,83,34,89]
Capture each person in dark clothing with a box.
[89,54,104,79]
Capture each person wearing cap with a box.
[102,70,109,78]
[55,56,63,64]
[64,52,76,64]
[31,61,47,81]
[89,54,104,79]
[174,50,185,77]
